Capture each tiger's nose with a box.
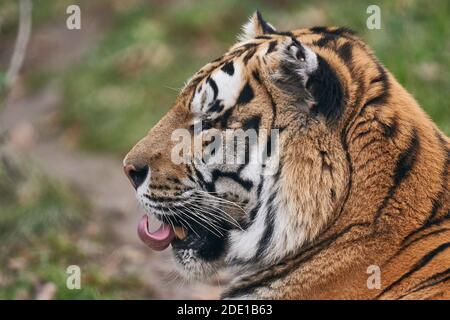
[124,164,149,189]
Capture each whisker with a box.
[194,190,247,213]
[178,204,224,237]
[189,201,242,230]
[187,203,231,231]
[163,85,182,93]
[168,207,200,237]
[189,194,244,229]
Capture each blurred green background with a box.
[0,0,448,299]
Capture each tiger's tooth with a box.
[174,226,187,240]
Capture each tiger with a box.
[123,11,450,299]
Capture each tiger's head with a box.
[123,12,384,280]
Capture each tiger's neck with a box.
[223,75,450,300]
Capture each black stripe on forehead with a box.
[237,82,255,105]
[208,100,224,113]
[188,41,262,110]
[243,47,257,65]
[221,61,235,75]
[207,77,218,100]
[255,35,273,40]
[310,26,356,36]
[229,42,259,58]
[313,33,339,47]
[266,40,277,54]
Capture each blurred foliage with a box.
[0,150,87,249]
[0,150,154,299]
[0,233,154,299]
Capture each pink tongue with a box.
[137,215,175,251]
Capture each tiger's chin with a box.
[136,211,229,281]
[171,226,228,281]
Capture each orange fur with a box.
[124,16,450,299]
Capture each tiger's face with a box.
[123,12,351,279]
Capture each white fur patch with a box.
[213,63,243,109]
[191,61,243,115]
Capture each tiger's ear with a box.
[238,11,276,42]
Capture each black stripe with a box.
[252,70,261,84]
[347,64,389,133]
[350,127,373,144]
[166,176,180,184]
[331,27,357,36]
[144,194,181,203]
[347,118,372,142]
[313,33,339,47]
[310,27,356,48]
[243,47,257,65]
[404,211,450,246]
[236,82,255,105]
[242,115,261,132]
[309,26,329,34]
[193,167,215,192]
[247,203,261,228]
[288,37,305,60]
[402,131,449,243]
[376,241,450,298]
[336,42,353,64]
[207,77,218,100]
[218,108,233,128]
[374,129,419,223]
[239,42,259,51]
[208,100,224,113]
[310,26,356,36]
[390,228,449,264]
[255,35,272,40]
[211,55,223,63]
[266,40,277,54]
[273,30,293,37]
[306,55,344,123]
[249,182,263,222]
[341,75,366,138]
[428,132,449,221]
[382,116,398,138]
[254,193,276,260]
[185,165,196,183]
[406,267,450,296]
[149,184,187,191]
[363,93,389,108]
[361,64,390,109]
[221,61,234,76]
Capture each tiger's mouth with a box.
[137,211,229,263]
[137,214,186,251]
[135,191,246,279]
